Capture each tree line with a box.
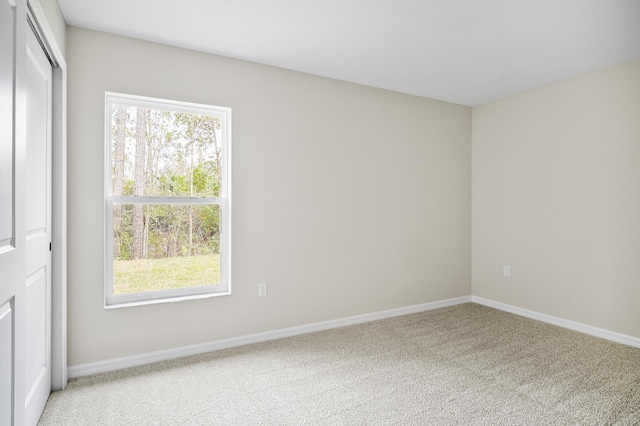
[111,105,222,261]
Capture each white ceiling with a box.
[57,0,640,106]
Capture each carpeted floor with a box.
[39,303,640,425]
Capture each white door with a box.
[0,1,21,424]
[0,2,52,424]
[24,24,53,426]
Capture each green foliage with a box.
[123,179,134,196]
[111,105,224,264]
[199,205,220,253]
[192,161,220,196]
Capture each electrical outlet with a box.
[258,282,268,297]
[503,266,510,277]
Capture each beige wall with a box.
[66,27,472,366]
[472,58,640,339]
[37,0,65,56]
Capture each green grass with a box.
[113,254,220,295]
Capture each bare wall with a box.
[66,27,471,366]
[472,58,640,339]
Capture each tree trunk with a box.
[132,107,148,260]
[143,205,150,258]
[142,114,153,259]
[188,205,193,256]
[212,117,221,175]
[188,126,194,256]
[113,106,127,259]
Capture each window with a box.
[104,92,231,307]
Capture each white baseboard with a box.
[472,296,640,349]
[68,295,472,378]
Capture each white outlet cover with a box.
[258,282,268,296]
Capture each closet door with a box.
[24,22,53,426]
[0,1,51,424]
[0,1,23,424]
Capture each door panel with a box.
[25,269,46,395]
[0,0,17,304]
[0,302,13,426]
[24,24,52,426]
[25,45,48,232]
[0,0,14,252]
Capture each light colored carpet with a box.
[39,303,640,425]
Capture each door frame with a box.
[26,0,67,391]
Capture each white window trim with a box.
[104,92,232,308]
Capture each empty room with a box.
[1,0,639,424]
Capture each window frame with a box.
[104,92,232,308]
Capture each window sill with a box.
[105,289,231,310]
